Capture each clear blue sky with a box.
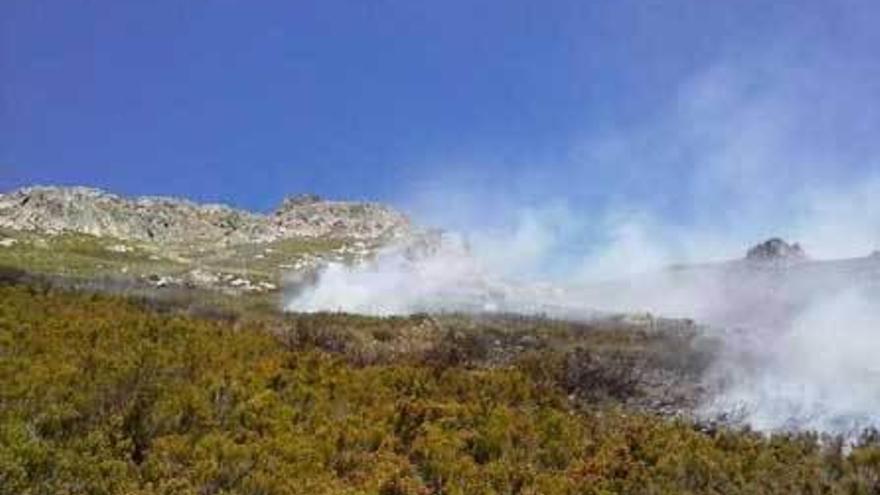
[2,0,879,228]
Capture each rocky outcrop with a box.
[272,194,411,240]
[745,238,807,263]
[0,186,411,245]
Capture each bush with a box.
[1,285,879,494]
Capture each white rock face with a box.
[0,186,411,245]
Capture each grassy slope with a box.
[2,284,880,494]
[0,229,361,287]
[0,229,183,278]
[198,237,353,283]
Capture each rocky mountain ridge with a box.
[0,186,411,245]
[0,185,417,294]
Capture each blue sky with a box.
[2,0,879,238]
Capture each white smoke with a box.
[703,289,880,434]
[284,197,880,437]
[286,233,493,315]
[285,33,880,436]
[285,231,601,319]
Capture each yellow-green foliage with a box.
[0,228,355,285]
[201,237,352,281]
[0,231,181,278]
[1,285,880,494]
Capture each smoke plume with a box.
[286,39,880,435]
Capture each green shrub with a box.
[0,285,878,494]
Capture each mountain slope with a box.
[0,186,410,244]
[0,186,413,293]
[572,238,880,329]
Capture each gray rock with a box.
[745,238,807,263]
[0,186,412,246]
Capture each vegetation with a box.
[0,229,362,288]
[0,230,182,279]
[2,283,880,494]
[200,237,354,281]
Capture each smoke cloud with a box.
[285,37,880,435]
[703,288,880,434]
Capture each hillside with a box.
[577,238,880,329]
[5,185,880,440]
[3,282,880,494]
[3,186,880,492]
[0,186,412,294]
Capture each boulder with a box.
[745,238,807,263]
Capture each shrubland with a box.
[2,280,880,494]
